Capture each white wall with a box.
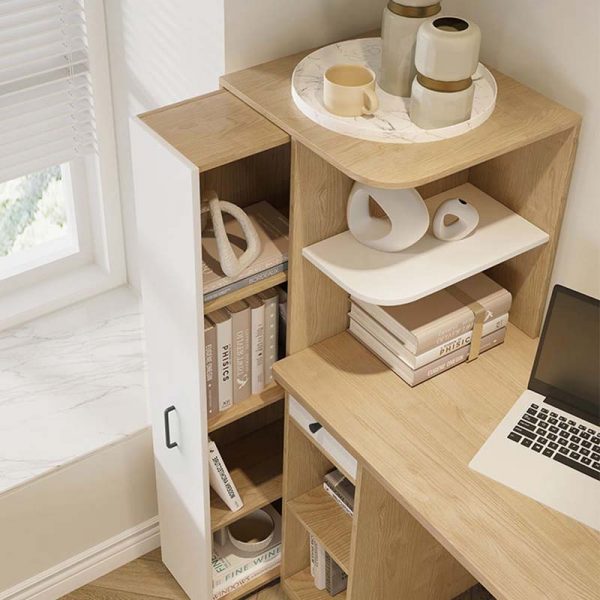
[445,0,600,300]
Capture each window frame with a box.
[0,0,126,330]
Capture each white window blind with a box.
[0,0,97,183]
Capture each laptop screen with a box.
[529,285,600,425]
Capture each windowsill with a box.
[0,285,149,495]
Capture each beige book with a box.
[245,295,265,395]
[226,301,251,404]
[204,318,218,417]
[353,273,512,355]
[207,309,233,411]
[202,201,289,294]
[259,288,279,385]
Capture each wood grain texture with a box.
[286,142,351,354]
[288,485,353,574]
[348,467,474,600]
[273,326,600,600]
[472,127,580,337]
[283,567,347,600]
[221,46,580,189]
[140,90,289,172]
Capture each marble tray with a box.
[291,37,497,144]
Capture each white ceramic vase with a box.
[380,0,442,97]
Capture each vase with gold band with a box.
[410,16,481,129]
[380,0,442,97]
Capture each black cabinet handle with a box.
[164,405,178,449]
[309,422,323,434]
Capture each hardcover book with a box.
[350,319,507,386]
[245,295,265,395]
[325,553,347,596]
[207,309,233,411]
[208,439,243,513]
[204,318,218,417]
[259,288,279,385]
[323,468,355,515]
[309,534,326,590]
[202,201,289,295]
[226,301,251,404]
[352,273,512,355]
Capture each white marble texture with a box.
[0,286,148,495]
[291,37,497,143]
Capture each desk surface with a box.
[273,324,600,600]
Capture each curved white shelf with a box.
[302,183,549,306]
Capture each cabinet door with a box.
[131,118,211,600]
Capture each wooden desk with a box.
[274,325,600,600]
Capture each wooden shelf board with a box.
[221,37,580,189]
[211,420,284,532]
[303,183,549,306]
[217,566,280,600]
[288,486,353,574]
[283,567,346,600]
[140,90,289,173]
[208,384,285,433]
[204,271,287,314]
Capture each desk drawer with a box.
[289,396,358,481]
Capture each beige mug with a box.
[323,64,379,117]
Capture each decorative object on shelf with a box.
[380,0,442,97]
[410,17,482,129]
[227,508,275,553]
[291,38,496,143]
[432,198,479,241]
[346,181,429,252]
[201,190,261,278]
[323,64,379,117]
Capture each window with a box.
[0,0,125,329]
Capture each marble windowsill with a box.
[0,286,149,495]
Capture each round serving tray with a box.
[291,37,497,144]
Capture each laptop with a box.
[470,284,600,530]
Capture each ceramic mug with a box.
[323,64,379,117]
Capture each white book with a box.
[350,303,509,369]
[208,439,243,513]
[259,288,279,385]
[246,295,265,394]
[309,534,326,590]
[208,309,233,411]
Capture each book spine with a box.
[323,482,354,516]
[250,302,265,394]
[203,262,287,301]
[263,294,279,385]
[325,553,348,596]
[204,324,218,417]
[215,318,233,411]
[207,440,243,512]
[415,291,512,353]
[309,535,326,590]
[231,307,251,404]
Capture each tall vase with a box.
[379,1,442,98]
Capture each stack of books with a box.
[310,468,355,596]
[211,505,282,599]
[205,287,279,416]
[349,273,512,386]
[202,201,288,304]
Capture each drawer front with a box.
[289,395,358,481]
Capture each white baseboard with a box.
[1,517,160,600]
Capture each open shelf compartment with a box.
[283,567,347,600]
[302,183,549,306]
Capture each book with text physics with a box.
[226,300,251,404]
[204,318,218,417]
[208,439,243,513]
[246,295,265,395]
[350,302,509,369]
[207,309,233,411]
[202,201,289,295]
[259,288,279,386]
[352,273,512,354]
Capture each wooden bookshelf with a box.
[283,568,346,600]
[288,486,352,574]
[218,566,280,600]
[210,419,284,531]
[204,271,287,314]
[208,384,285,433]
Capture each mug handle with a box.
[362,88,379,115]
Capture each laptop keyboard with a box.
[508,403,600,481]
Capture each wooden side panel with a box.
[287,142,352,354]
[130,118,211,600]
[469,126,580,337]
[348,468,475,600]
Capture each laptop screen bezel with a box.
[528,284,599,424]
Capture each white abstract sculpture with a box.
[432,197,479,241]
[200,190,261,277]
